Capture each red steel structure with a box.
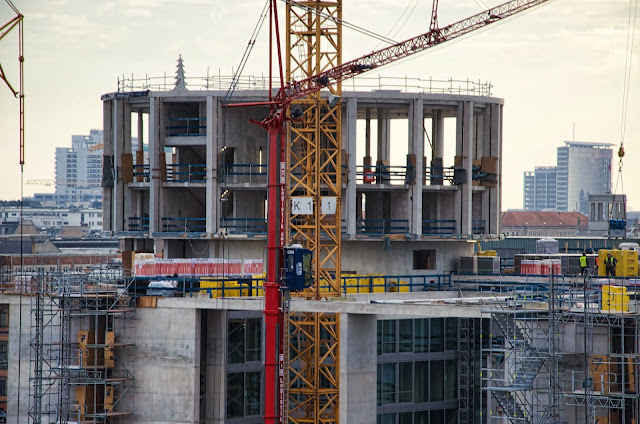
[230,0,552,422]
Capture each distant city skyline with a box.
[524,141,614,214]
[0,0,637,210]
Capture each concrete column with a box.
[206,96,220,235]
[454,104,463,234]
[339,313,377,423]
[376,108,390,162]
[409,98,424,236]
[481,106,491,234]
[488,103,502,235]
[206,310,227,423]
[112,98,127,233]
[365,108,371,159]
[149,97,161,234]
[137,112,144,152]
[460,101,474,236]
[122,102,133,230]
[344,97,358,238]
[102,100,113,232]
[432,109,444,158]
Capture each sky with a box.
[0,0,638,211]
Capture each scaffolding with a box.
[482,272,640,424]
[482,277,563,424]
[559,276,640,424]
[28,271,135,423]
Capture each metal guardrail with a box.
[220,164,267,184]
[133,164,150,181]
[422,220,456,235]
[160,217,206,233]
[167,164,206,183]
[128,217,149,232]
[221,218,267,234]
[130,273,453,298]
[115,73,492,96]
[356,165,411,184]
[357,219,409,235]
[166,117,206,136]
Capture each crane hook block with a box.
[283,245,314,291]
[618,146,625,158]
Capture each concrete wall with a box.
[340,313,377,423]
[124,307,200,423]
[342,239,473,274]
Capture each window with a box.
[0,379,6,396]
[0,342,7,369]
[226,314,262,421]
[398,362,412,403]
[226,371,261,418]
[377,318,460,422]
[414,319,428,353]
[398,320,412,353]
[0,306,8,329]
[413,250,436,270]
[414,361,428,403]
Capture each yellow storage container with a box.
[343,276,359,294]
[200,278,222,297]
[371,276,386,293]
[602,285,630,312]
[397,280,410,293]
[599,249,639,277]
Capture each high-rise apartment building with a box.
[523,166,556,211]
[556,141,612,214]
[53,129,104,206]
[523,141,612,214]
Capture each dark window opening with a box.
[413,250,436,270]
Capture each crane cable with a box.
[224,0,270,104]
[611,0,638,220]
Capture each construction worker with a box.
[605,252,618,277]
[579,251,589,276]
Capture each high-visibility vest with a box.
[579,256,587,267]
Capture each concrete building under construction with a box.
[0,69,634,424]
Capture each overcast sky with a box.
[0,0,638,211]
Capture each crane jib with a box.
[277,0,550,105]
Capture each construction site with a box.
[1,0,640,423]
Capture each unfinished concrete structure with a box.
[101,83,503,274]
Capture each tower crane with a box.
[229,0,552,422]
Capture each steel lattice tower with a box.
[286,2,342,423]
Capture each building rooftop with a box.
[562,140,615,148]
[502,211,589,227]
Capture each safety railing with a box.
[167,164,206,183]
[130,273,453,298]
[357,219,409,235]
[128,216,149,232]
[116,73,492,96]
[473,219,486,234]
[422,219,456,235]
[220,163,267,184]
[220,218,267,235]
[356,164,411,184]
[166,117,205,136]
[424,165,456,185]
[160,217,206,233]
[133,164,150,182]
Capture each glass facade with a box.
[226,313,263,422]
[377,318,459,424]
